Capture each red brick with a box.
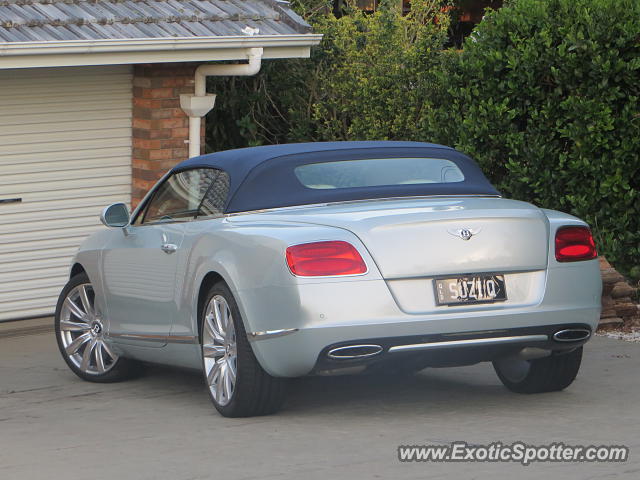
[160,138,188,149]
[172,147,189,158]
[132,106,152,120]
[133,138,162,150]
[132,118,151,130]
[160,99,181,108]
[171,127,189,138]
[132,158,154,170]
[132,147,150,161]
[146,87,176,99]
[132,127,150,139]
[148,149,174,160]
[152,117,187,129]
[149,108,176,120]
[133,98,163,109]
[149,129,173,140]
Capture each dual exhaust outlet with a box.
[327,328,591,360]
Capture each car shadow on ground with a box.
[139,362,532,417]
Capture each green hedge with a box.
[205,0,449,149]
[205,0,640,277]
[432,0,640,277]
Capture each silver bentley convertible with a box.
[55,141,602,417]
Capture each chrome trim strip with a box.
[388,334,548,353]
[107,332,198,344]
[248,328,299,341]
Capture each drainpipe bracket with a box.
[180,93,217,117]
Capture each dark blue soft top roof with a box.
[173,141,499,213]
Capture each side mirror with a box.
[100,203,130,228]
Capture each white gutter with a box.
[180,47,264,159]
[0,34,322,69]
[0,35,322,57]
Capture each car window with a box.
[197,170,230,218]
[294,157,465,190]
[140,168,227,224]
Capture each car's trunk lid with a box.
[231,197,549,279]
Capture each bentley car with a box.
[55,141,602,417]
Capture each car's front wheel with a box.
[55,272,138,382]
[201,281,287,417]
[493,347,583,394]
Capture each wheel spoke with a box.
[221,305,230,335]
[60,320,90,332]
[64,297,87,321]
[227,356,237,382]
[101,340,117,362]
[80,338,97,371]
[207,360,222,387]
[95,342,106,373]
[78,285,93,318]
[213,299,226,338]
[216,363,227,403]
[222,363,232,400]
[205,314,224,344]
[65,332,91,355]
[203,344,225,358]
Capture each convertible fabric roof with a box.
[173,141,500,213]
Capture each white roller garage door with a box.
[0,65,132,321]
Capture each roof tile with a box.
[0,0,310,42]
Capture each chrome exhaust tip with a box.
[553,328,591,342]
[327,344,383,360]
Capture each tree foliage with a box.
[205,0,640,276]
[433,0,640,275]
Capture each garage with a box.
[0,0,320,322]
[0,65,133,320]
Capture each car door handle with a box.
[161,243,178,254]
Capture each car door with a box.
[101,168,220,346]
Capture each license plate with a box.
[434,274,507,306]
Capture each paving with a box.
[1,319,639,480]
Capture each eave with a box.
[0,34,323,69]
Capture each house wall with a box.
[131,63,206,208]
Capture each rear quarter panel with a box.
[172,217,382,340]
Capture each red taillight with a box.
[286,241,367,276]
[555,226,597,262]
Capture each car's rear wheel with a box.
[201,282,287,417]
[55,272,138,382]
[493,347,583,393]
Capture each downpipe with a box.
[180,48,264,158]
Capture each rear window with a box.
[294,158,464,190]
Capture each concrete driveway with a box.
[1,321,639,480]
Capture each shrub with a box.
[204,0,450,150]
[205,0,639,276]
[431,0,640,275]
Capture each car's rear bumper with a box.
[249,308,599,377]
[241,261,601,377]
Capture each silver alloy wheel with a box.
[202,295,237,407]
[59,283,118,375]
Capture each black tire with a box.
[55,272,140,383]
[200,281,287,417]
[493,347,583,394]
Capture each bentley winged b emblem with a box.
[447,227,482,241]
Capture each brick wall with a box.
[131,63,205,208]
